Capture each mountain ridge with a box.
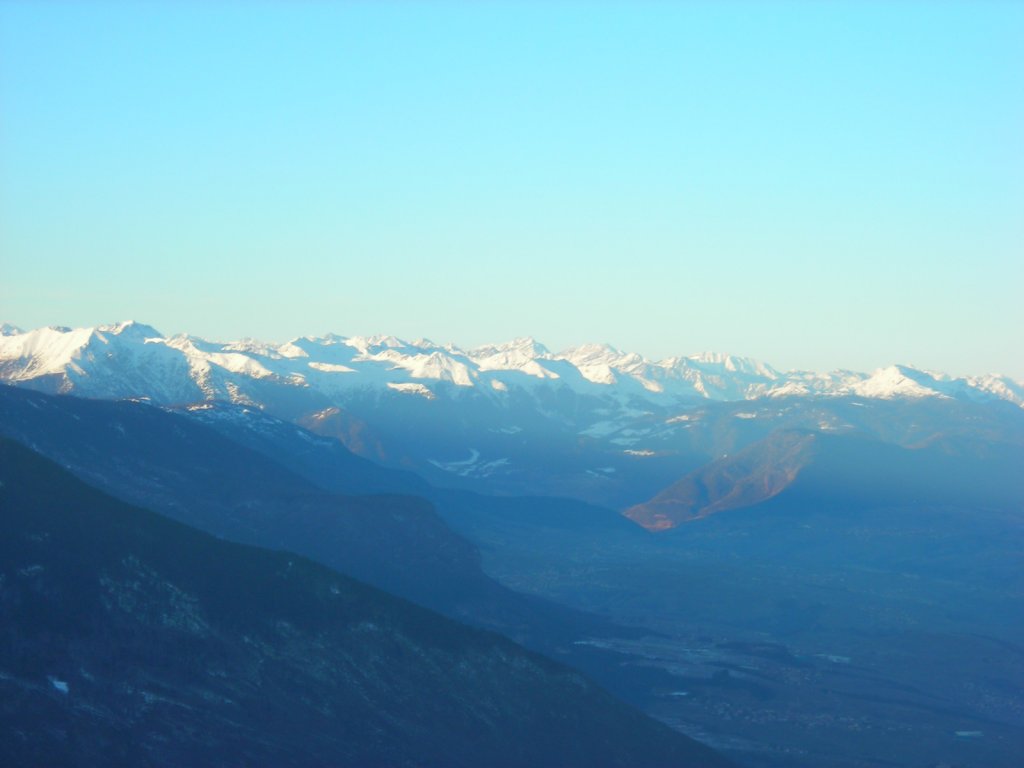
[5,321,1023,508]
[2,320,1020,406]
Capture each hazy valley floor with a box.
[453,502,1024,768]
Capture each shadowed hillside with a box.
[0,438,733,768]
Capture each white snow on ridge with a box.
[850,365,943,399]
[470,337,551,370]
[968,374,1024,407]
[308,361,356,374]
[517,360,561,380]
[0,325,96,379]
[684,351,780,379]
[0,322,1020,411]
[387,382,436,399]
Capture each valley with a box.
[1,322,1022,767]
[5,3,1020,764]
[463,502,1024,768]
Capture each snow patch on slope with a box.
[387,382,436,399]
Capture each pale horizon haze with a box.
[1,2,1022,378]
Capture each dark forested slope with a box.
[0,439,732,768]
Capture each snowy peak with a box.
[683,352,780,379]
[0,322,1019,411]
[556,344,661,387]
[558,343,623,366]
[0,325,96,380]
[95,320,163,340]
[468,337,554,375]
[221,337,285,358]
[0,321,165,376]
[469,336,550,358]
[388,350,476,387]
[853,365,950,399]
[345,334,411,355]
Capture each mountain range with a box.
[3,321,1022,508]
[3,320,1022,767]
[2,321,1020,407]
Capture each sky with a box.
[1,2,1022,377]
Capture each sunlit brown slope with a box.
[626,431,818,530]
[627,428,1024,532]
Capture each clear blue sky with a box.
[2,2,1022,377]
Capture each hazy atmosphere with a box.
[2,2,1022,376]
[2,5,1024,768]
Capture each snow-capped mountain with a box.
[1,321,1019,407]
[2,321,1022,507]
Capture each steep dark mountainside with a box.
[0,439,733,768]
[0,385,633,652]
[627,429,1024,530]
[0,385,477,609]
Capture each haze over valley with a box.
[1,321,1022,767]
[2,2,1021,765]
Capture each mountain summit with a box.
[1,322,1020,407]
